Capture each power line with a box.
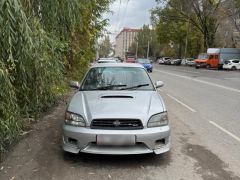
[116,0,130,31]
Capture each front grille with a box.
[91,119,143,130]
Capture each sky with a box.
[104,0,158,43]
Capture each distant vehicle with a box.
[172,59,182,66]
[136,58,153,72]
[195,48,240,69]
[181,58,193,65]
[158,59,165,64]
[63,63,170,155]
[194,53,208,68]
[186,58,196,66]
[98,58,118,63]
[223,59,240,70]
[126,56,136,63]
[158,57,171,64]
[164,58,172,65]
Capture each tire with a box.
[231,66,237,71]
[195,66,199,69]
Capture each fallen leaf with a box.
[108,174,111,178]
[10,176,15,180]
[0,166,3,170]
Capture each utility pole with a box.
[135,41,138,59]
[184,14,190,58]
[147,40,150,59]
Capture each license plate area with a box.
[97,135,135,146]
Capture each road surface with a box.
[0,65,240,180]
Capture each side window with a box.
[232,60,239,63]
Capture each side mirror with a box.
[155,81,164,88]
[69,81,80,89]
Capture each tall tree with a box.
[99,36,112,58]
[129,25,162,59]
[154,0,222,49]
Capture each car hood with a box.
[67,91,166,126]
[195,59,207,63]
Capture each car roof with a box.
[98,59,117,62]
[92,62,144,68]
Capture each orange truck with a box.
[195,48,240,69]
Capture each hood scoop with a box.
[101,95,133,99]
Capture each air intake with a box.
[101,95,133,98]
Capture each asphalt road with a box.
[0,65,240,180]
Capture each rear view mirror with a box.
[69,81,80,89]
[155,81,164,88]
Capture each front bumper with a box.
[223,65,231,69]
[62,125,170,155]
[196,63,206,67]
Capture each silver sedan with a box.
[62,63,170,155]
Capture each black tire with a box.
[195,66,199,69]
[231,66,237,71]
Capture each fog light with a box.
[155,139,165,148]
[68,138,78,145]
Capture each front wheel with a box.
[195,66,199,69]
[231,66,237,71]
[206,64,211,69]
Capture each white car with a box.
[62,63,170,155]
[223,59,240,70]
[98,58,119,63]
[158,57,171,64]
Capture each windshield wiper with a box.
[96,84,127,90]
[120,83,149,90]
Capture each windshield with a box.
[198,54,208,59]
[80,67,154,91]
[137,59,150,64]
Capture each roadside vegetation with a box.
[150,0,240,58]
[0,0,111,159]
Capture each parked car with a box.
[62,63,170,155]
[181,58,193,66]
[136,58,153,72]
[186,58,196,66]
[158,58,165,64]
[171,59,182,65]
[158,57,171,64]
[98,58,118,63]
[164,58,172,65]
[223,59,240,70]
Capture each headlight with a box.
[147,112,168,128]
[65,112,85,127]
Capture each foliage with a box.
[129,25,162,59]
[99,36,112,58]
[153,0,222,53]
[0,0,111,159]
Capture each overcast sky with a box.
[104,0,158,43]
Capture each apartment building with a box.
[115,28,140,59]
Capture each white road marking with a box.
[154,69,240,93]
[166,93,197,112]
[209,121,240,143]
[178,70,200,74]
